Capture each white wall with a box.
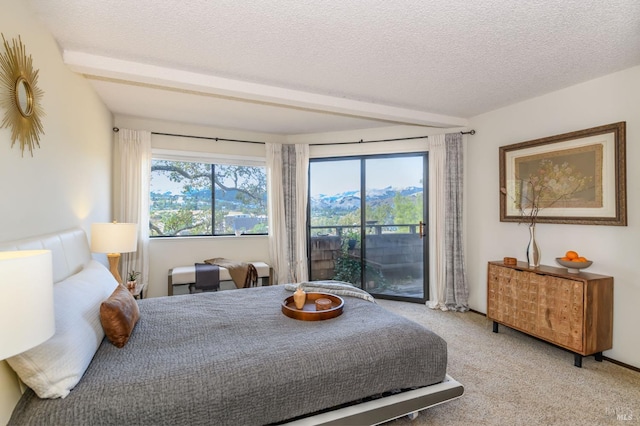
[291,124,465,157]
[466,65,640,368]
[0,0,113,422]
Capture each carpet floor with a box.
[377,299,640,426]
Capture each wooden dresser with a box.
[487,261,613,367]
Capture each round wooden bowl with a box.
[281,292,344,321]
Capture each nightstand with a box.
[129,282,146,300]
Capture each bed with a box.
[1,228,463,425]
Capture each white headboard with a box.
[0,228,92,424]
[0,228,92,284]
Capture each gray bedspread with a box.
[10,285,447,426]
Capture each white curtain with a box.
[114,129,151,288]
[266,143,309,284]
[266,143,288,284]
[427,134,447,310]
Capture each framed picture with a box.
[499,122,626,226]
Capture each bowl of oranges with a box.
[556,251,592,273]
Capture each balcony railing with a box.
[310,223,420,237]
[309,225,424,290]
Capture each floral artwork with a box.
[515,146,599,208]
[499,122,626,226]
[503,154,596,226]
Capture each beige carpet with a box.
[376,299,640,426]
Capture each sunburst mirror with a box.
[0,34,45,156]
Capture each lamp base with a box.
[106,253,122,285]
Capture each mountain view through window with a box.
[309,154,428,302]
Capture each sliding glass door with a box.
[308,153,428,302]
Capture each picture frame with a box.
[499,122,626,226]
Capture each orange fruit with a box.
[560,256,570,261]
[577,256,588,262]
[565,250,579,260]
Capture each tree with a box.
[150,160,267,236]
[366,202,392,225]
[393,192,422,225]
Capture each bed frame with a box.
[285,375,463,425]
[0,228,463,425]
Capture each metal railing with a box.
[310,223,419,236]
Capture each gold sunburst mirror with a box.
[0,34,45,156]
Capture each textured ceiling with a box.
[26,0,640,134]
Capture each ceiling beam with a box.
[63,51,468,128]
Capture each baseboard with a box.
[602,356,640,373]
[468,309,640,373]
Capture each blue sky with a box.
[152,156,424,196]
[310,157,424,196]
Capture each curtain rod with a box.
[112,128,265,144]
[310,130,475,146]
[112,127,475,146]
[142,129,267,145]
[310,135,428,146]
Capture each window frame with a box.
[307,152,429,303]
[150,149,268,238]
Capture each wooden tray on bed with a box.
[281,292,344,321]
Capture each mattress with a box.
[10,285,447,425]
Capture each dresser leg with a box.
[492,321,499,333]
[574,354,582,368]
[595,352,603,362]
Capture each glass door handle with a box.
[419,221,426,239]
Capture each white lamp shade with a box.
[90,223,138,254]
[0,250,55,360]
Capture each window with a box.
[308,153,428,302]
[150,157,267,237]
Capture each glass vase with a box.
[526,225,540,267]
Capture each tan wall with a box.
[0,0,113,422]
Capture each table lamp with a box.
[0,250,55,360]
[90,222,138,284]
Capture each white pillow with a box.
[7,260,118,398]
